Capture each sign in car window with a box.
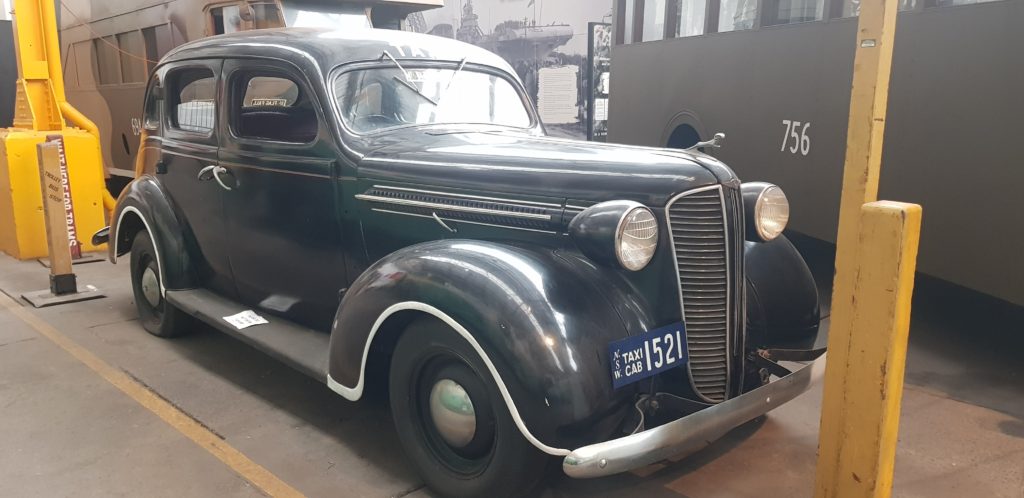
[609,322,689,389]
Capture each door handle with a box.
[197,165,217,181]
[197,165,233,191]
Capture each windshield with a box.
[334,66,533,134]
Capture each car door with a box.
[216,58,347,331]
[158,60,236,297]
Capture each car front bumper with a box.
[562,354,826,478]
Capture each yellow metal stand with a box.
[814,202,921,498]
[814,0,924,493]
[0,0,114,260]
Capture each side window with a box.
[718,0,757,31]
[116,30,147,83]
[622,0,636,43]
[931,0,998,6]
[210,4,244,35]
[642,0,667,41]
[842,0,917,16]
[72,41,95,89]
[231,72,317,143]
[93,37,121,85]
[676,0,707,37]
[168,68,216,133]
[142,24,174,72]
[143,80,162,131]
[763,0,824,26]
[251,3,285,28]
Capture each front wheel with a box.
[389,318,548,497]
[129,231,191,338]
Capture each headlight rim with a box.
[745,183,790,242]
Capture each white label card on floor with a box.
[223,310,269,330]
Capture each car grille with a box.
[666,185,731,403]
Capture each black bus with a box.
[606,0,1023,306]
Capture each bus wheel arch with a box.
[662,111,708,149]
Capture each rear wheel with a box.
[389,318,548,497]
[129,231,191,337]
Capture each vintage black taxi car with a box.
[94,28,826,497]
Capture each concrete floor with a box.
[0,248,1022,498]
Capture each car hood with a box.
[355,129,735,207]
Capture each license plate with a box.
[609,322,688,389]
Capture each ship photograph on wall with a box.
[408,0,612,138]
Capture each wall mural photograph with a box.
[408,0,613,139]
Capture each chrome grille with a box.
[666,185,730,403]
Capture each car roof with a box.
[162,28,516,77]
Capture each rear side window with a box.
[168,68,216,133]
[143,81,161,131]
[231,73,317,143]
[243,76,299,107]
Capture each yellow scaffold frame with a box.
[0,0,115,259]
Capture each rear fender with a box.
[110,175,196,291]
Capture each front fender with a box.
[111,175,196,290]
[744,234,821,347]
[327,240,639,452]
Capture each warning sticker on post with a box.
[223,310,269,330]
[45,135,82,259]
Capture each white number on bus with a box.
[780,120,811,156]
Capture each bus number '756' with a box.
[781,119,811,156]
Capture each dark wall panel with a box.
[0,20,15,128]
[607,2,1024,306]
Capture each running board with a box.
[166,289,329,381]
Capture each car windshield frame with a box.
[328,60,540,136]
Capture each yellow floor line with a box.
[0,292,305,498]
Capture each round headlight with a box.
[569,200,660,271]
[753,185,790,241]
[616,207,659,271]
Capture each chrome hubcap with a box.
[428,378,476,448]
[141,266,160,308]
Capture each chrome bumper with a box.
[562,354,826,478]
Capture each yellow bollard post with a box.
[36,141,75,288]
[814,201,922,498]
[816,0,903,491]
[21,138,104,308]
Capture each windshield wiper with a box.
[380,50,437,106]
[433,57,469,110]
[445,57,468,92]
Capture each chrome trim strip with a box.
[355,193,553,220]
[325,301,572,457]
[562,355,826,478]
[161,149,215,163]
[218,161,332,179]
[372,184,563,208]
[114,206,165,296]
[371,208,558,234]
[108,167,135,178]
[665,185,731,403]
[360,156,686,180]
